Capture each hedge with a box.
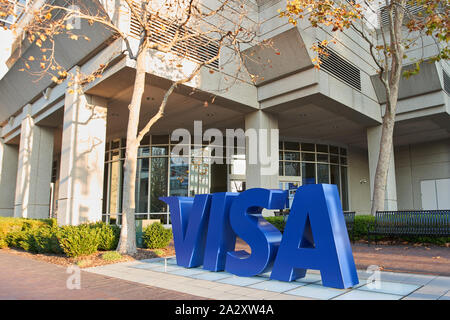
[0,218,121,257]
[263,215,449,245]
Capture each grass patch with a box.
[101,251,123,261]
[152,249,164,256]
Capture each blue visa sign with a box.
[160,184,359,289]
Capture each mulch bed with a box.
[0,242,176,269]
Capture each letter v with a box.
[160,194,212,268]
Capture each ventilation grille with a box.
[128,1,219,70]
[378,3,423,27]
[444,70,450,95]
[318,44,361,91]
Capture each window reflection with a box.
[150,157,168,212]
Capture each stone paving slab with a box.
[85,256,450,300]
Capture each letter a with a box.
[160,195,211,268]
[270,184,358,289]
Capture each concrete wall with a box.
[348,147,371,215]
[395,138,450,210]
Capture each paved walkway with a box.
[0,252,205,300]
[85,257,450,300]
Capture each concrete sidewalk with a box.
[0,252,206,300]
[85,257,450,300]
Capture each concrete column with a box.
[14,106,54,219]
[0,139,18,217]
[244,110,279,189]
[57,88,107,226]
[367,125,398,210]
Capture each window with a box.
[279,141,349,209]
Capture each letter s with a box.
[224,188,286,277]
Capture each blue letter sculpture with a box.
[225,189,286,277]
[270,184,359,289]
[160,194,211,268]
[161,184,359,289]
[203,192,240,271]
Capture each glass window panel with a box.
[111,140,120,149]
[317,163,329,184]
[279,141,284,150]
[284,162,300,176]
[152,146,168,156]
[135,158,149,213]
[190,157,210,196]
[231,155,245,175]
[330,155,339,164]
[119,161,124,213]
[108,160,121,213]
[152,135,169,144]
[301,143,315,152]
[301,152,315,162]
[330,146,339,154]
[150,214,168,225]
[316,144,328,153]
[284,141,300,150]
[340,148,347,156]
[170,145,188,156]
[135,214,148,220]
[111,150,120,161]
[279,152,283,160]
[284,151,300,161]
[120,148,126,158]
[302,162,316,184]
[170,157,189,197]
[341,166,349,211]
[317,153,329,163]
[138,146,150,157]
[150,157,168,212]
[279,162,283,176]
[330,165,341,193]
[102,163,108,213]
[340,157,347,165]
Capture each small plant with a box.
[265,216,286,233]
[90,222,120,251]
[76,259,93,268]
[142,223,172,249]
[101,251,123,261]
[152,249,164,256]
[57,224,100,257]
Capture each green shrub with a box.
[90,222,120,251]
[102,251,122,261]
[0,235,7,248]
[142,223,172,249]
[265,216,286,233]
[27,226,63,254]
[57,224,100,257]
[5,230,30,250]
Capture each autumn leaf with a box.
[28,56,35,61]
[70,35,78,40]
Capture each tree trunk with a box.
[370,108,396,215]
[117,46,147,254]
